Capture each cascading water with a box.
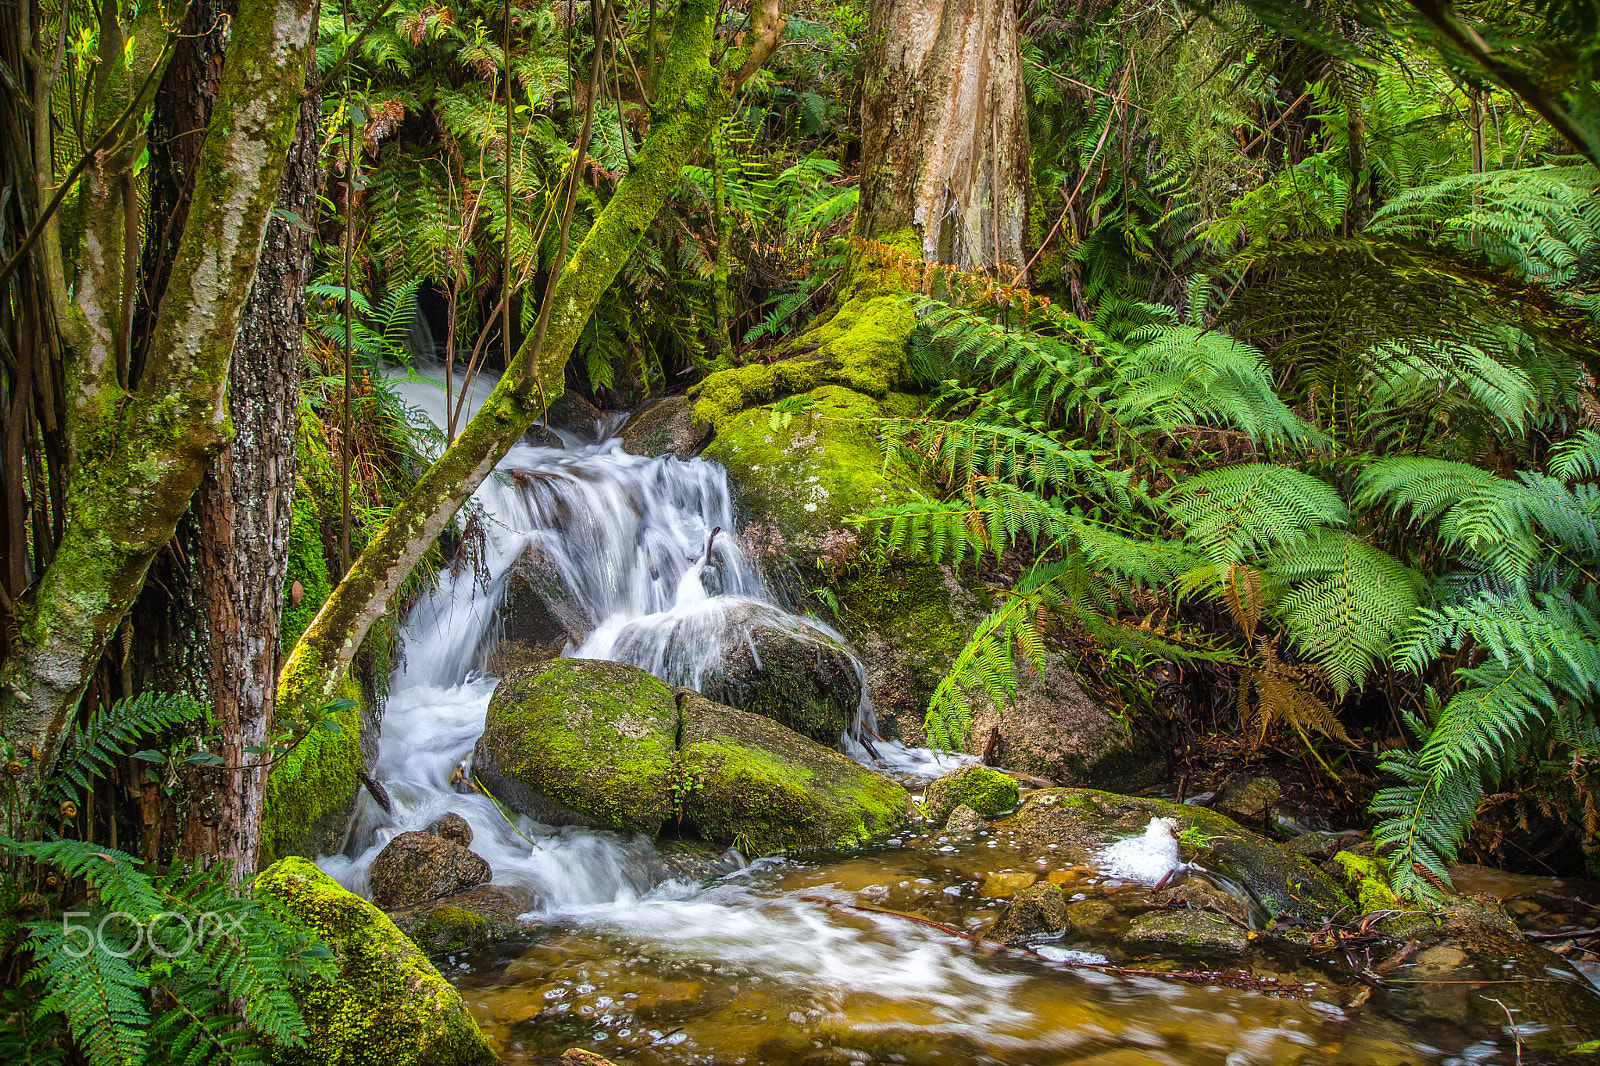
[323,366,950,901]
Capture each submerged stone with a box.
[253,857,495,1066]
[677,691,912,856]
[473,659,679,834]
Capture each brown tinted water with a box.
[449,830,1514,1066]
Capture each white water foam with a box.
[1094,817,1183,884]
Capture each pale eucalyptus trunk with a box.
[857,0,1030,275]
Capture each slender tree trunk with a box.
[857,0,1029,275]
[277,0,787,713]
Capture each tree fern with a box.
[1265,530,1421,697]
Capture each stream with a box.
[316,370,1583,1065]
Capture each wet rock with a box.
[493,543,593,669]
[1065,899,1117,935]
[943,804,984,838]
[367,831,492,910]
[253,857,496,1066]
[391,885,538,952]
[1280,829,1358,863]
[992,881,1068,943]
[426,812,473,847]
[677,690,912,856]
[474,659,680,834]
[620,396,709,459]
[523,423,565,449]
[999,788,1348,924]
[923,764,1019,823]
[545,390,604,435]
[698,602,862,743]
[1123,909,1250,956]
[1372,898,1600,1053]
[1153,873,1251,925]
[1212,774,1281,828]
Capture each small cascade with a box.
[326,367,957,905]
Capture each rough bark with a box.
[857,0,1029,275]
[1,0,318,792]
[194,80,319,874]
[277,0,784,713]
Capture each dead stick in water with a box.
[702,526,720,564]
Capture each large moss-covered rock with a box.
[923,765,1019,822]
[473,659,679,834]
[253,857,495,1066]
[703,385,924,553]
[258,675,368,868]
[1000,788,1349,924]
[698,602,862,742]
[677,691,912,855]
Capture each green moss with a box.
[253,858,495,1066]
[678,694,910,855]
[702,385,922,546]
[258,675,366,869]
[405,905,488,954]
[690,282,914,432]
[1332,850,1401,912]
[923,765,1019,822]
[478,659,679,833]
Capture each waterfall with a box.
[321,367,957,904]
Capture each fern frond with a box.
[1164,464,1348,567]
[1265,531,1422,696]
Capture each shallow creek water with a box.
[319,371,1566,1066]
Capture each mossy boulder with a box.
[698,602,862,743]
[923,765,1019,823]
[703,385,925,554]
[1212,774,1281,828]
[1331,848,1400,912]
[677,691,912,855]
[690,281,915,434]
[390,885,538,954]
[253,857,495,1066]
[473,659,679,834]
[999,788,1350,925]
[258,675,368,868]
[1123,909,1249,956]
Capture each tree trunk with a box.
[192,81,318,876]
[857,0,1029,275]
[276,0,787,714]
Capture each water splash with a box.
[1094,817,1183,884]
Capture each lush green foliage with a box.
[0,696,334,1065]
